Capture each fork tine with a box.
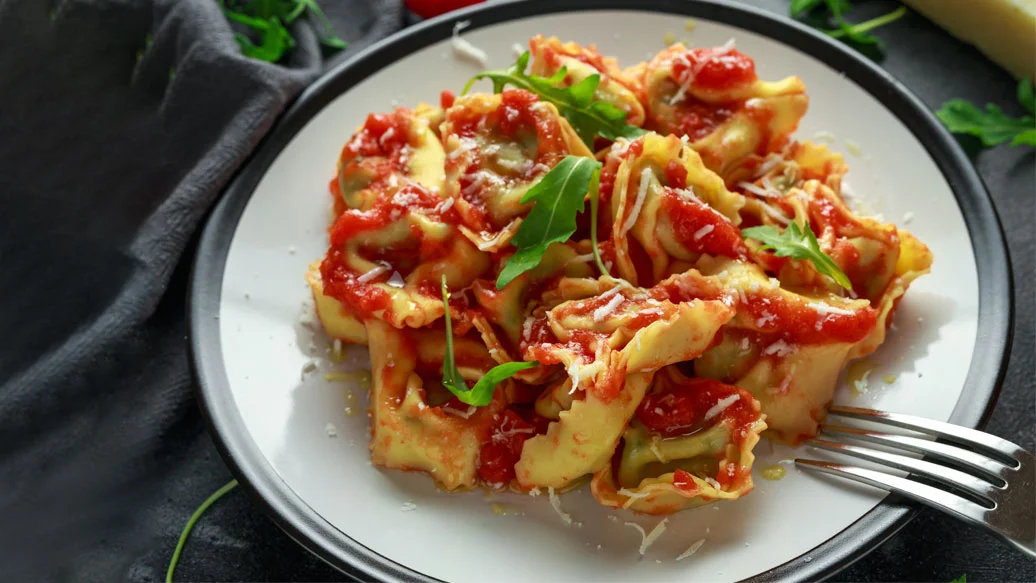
[795,459,990,525]
[822,425,1008,485]
[829,405,1022,466]
[807,438,998,504]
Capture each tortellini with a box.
[632,43,808,177]
[308,36,932,517]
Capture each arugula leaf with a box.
[937,79,1036,148]
[496,156,601,289]
[221,0,347,63]
[825,5,906,48]
[1018,77,1035,115]
[166,480,239,583]
[950,576,966,583]
[789,0,850,18]
[791,0,905,52]
[463,51,646,146]
[440,275,538,406]
[742,222,852,290]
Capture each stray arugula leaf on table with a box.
[937,77,1036,148]
[742,222,853,290]
[789,0,906,51]
[166,480,239,583]
[221,0,347,63]
[951,575,967,583]
[495,156,606,289]
[440,276,538,406]
[462,51,646,147]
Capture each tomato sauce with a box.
[340,110,411,163]
[664,159,688,189]
[329,183,449,246]
[636,377,757,440]
[741,292,876,344]
[319,247,393,318]
[671,102,739,142]
[672,469,703,495]
[478,409,535,485]
[661,186,749,259]
[672,48,757,93]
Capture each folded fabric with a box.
[0,0,401,580]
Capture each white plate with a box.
[190,1,1012,581]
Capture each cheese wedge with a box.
[903,0,1036,79]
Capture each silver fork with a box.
[795,405,1035,557]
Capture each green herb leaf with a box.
[463,51,646,146]
[166,480,238,583]
[497,156,601,289]
[221,0,347,63]
[1018,77,1035,115]
[789,0,849,18]
[951,575,966,583]
[742,222,852,290]
[440,275,538,406]
[824,4,906,48]
[791,0,904,53]
[936,99,1036,147]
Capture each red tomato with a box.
[405,0,485,19]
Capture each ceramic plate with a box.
[189,1,1012,581]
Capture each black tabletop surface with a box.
[1,0,1032,581]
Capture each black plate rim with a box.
[188,1,1014,581]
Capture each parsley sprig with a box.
[496,156,608,289]
[790,0,906,51]
[221,0,347,63]
[441,276,538,406]
[937,77,1036,148]
[462,51,646,147]
[742,222,852,290]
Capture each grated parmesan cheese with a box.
[443,405,478,419]
[387,271,405,288]
[357,264,390,283]
[625,518,669,555]
[903,211,914,224]
[754,154,784,179]
[676,539,706,561]
[703,394,740,421]
[621,168,652,235]
[649,438,667,463]
[547,487,573,526]
[693,224,714,240]
[593,293,625,322]
[438,197,454,212]
[812,130,835,143]
[325,422,337,437]
[566,253,595,265]
[618,488,651,510]
[451,21,488,67]
[762,339,795,357]
[807,301,856,316]
[400,501,417,512]
[703,476,722,490]
[301,359,318,380]
[738,181,780,198]
[512,42,526,58]
[567,359,584,391]
[760,203,792,224]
